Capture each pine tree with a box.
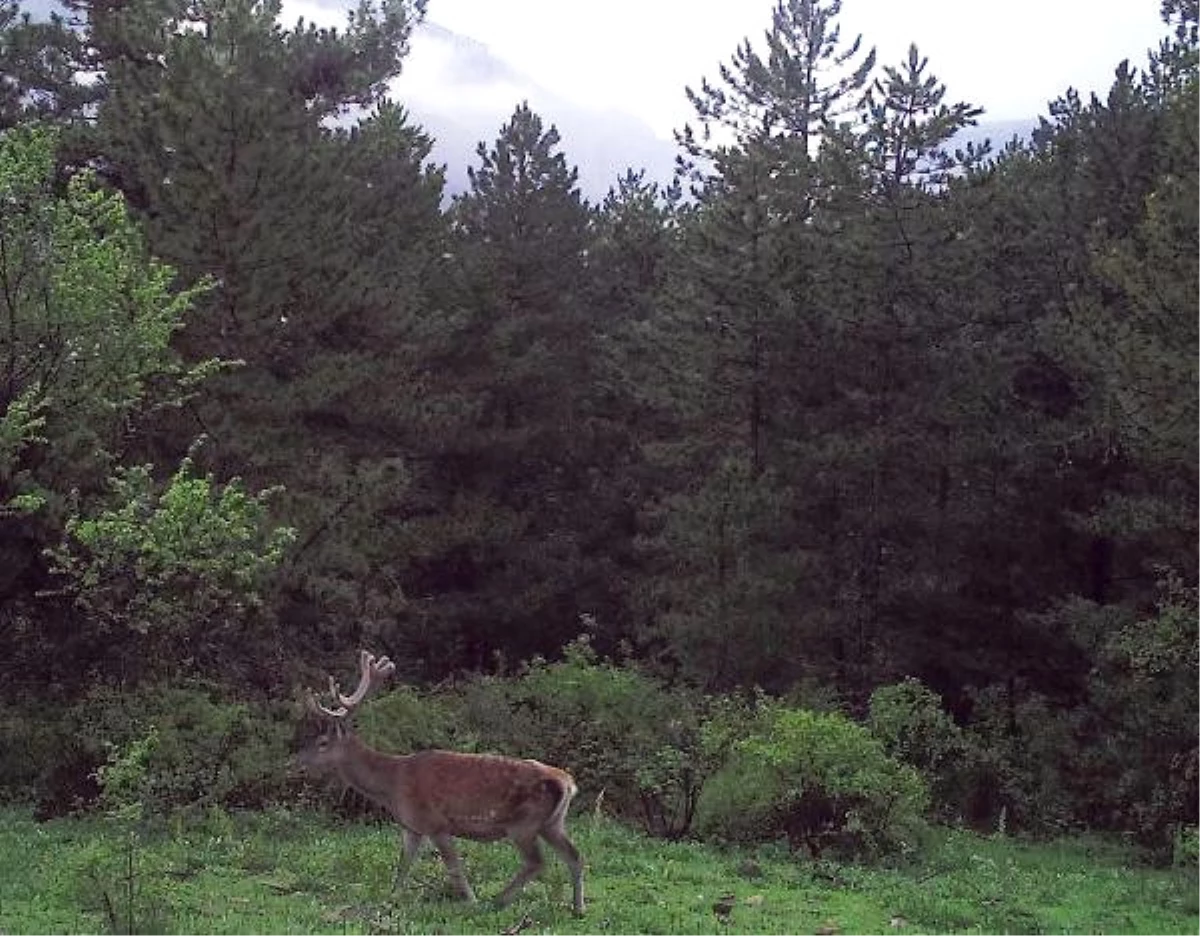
[65,0,444,662]
[662,0,878,473]
[678,0,875,169]
[791,46,989,690]
[630,0,877,687]
[391,104,625,673]
[0,0,96,129]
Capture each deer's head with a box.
[298,649,395,775]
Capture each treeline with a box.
[0,0,1195,855]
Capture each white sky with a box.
[413,0,1168,132]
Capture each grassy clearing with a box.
[0,806,1194,934]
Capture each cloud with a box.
[391,20,678,200]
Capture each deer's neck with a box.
[337,735,407,811]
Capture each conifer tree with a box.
[392,104,624,673]
[795,46,988,689]
[65,0,443,657]
[0,0,95,129]
[679,0,875,167]
[631,0,876,687]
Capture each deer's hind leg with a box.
[542,825,585,914]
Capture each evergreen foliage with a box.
[0,0,1195,859]
[386,102,633,670]
[0,0,95,128]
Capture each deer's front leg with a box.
[432,833,476,902]
[394,828,425,891]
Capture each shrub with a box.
[459,636,707,837]
[351,684,477,755]
[0,701,86,809]
[59,682,295,815]
[1071,576,1198,856]
[695,705,929,859]
[48,456,294,635]
[1173,825,1199,869]
[45,452,295,685]
[961,684,1082,834]
[868,678,973,821]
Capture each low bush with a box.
[56,682,295,816]
[1173,824,1199,869]
[459,636,707,837]
[0,701,93,813]
[695,705,929,859]
[961,684,1081,834]
[868,678,973,822]
[350,683,476,755]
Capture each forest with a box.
[0,0,1195,897]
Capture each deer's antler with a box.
[307,649,396,719]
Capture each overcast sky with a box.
[19,0,1173,139]
[287,0,1170,139]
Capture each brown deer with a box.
[298,650,585,914]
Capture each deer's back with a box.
[390,750,575,839]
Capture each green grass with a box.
[0,805,1194,934]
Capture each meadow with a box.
[0,806,1195,935]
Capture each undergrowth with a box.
[0,806,1194,934]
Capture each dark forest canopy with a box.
[0,0,1195,853]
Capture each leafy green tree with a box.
[0,124,218,689]
[46,451,295,681]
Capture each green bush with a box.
[459,636,707,837]
[695,705,929,859]
[1070,577,1198,855]
[869,678,972,821]
[1173,825,1198,869]
[0,702,75,803]
[62,682,295,815]
[351,684,477,754]
[962,684,1083,834]
[47,455,295,651]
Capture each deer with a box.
[297,649,585,914]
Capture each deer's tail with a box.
[544,771,578,827]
